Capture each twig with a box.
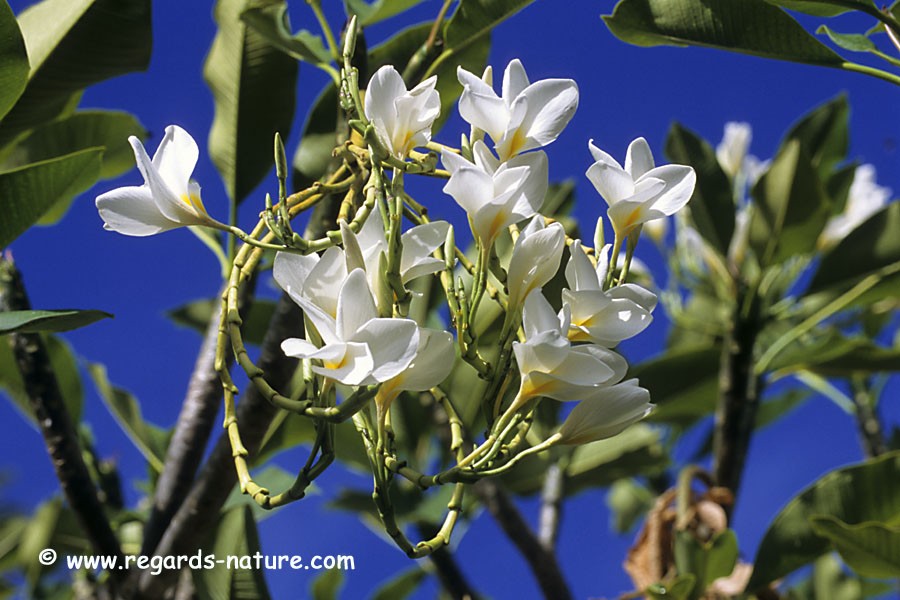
[141,277,255,555]
[416,523,480,600]
[713,281,763,508]
[473,479,572,600]
[851,376,886,458]
[0,255,125,588]
[538,462,564,551]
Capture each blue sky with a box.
[3,1,899,598]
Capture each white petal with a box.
[457,66,508,143]
[129,136,197,225]
[586,160,634,207]
[443,163,495,218]
[282,338,338,361]
[304,247,348,318]
[364,66,406,144]
[565,240,601,291]
[515,78,578,149]
[558,380,652,444]
[395,329,455,391]
[356,211,387,256]
[95,185,180,236]
[505,150,548,218]
[153,125,199,197]
[312,341,376,386]
[273,251,320,306]
[643,165,696,216]
[340,220,366,273]
[624,137,654,180]
[352,317,419,381]
[441,148,473,174]
[336,269,378,340]
[400,221,450,281]
[508,221,565,309]
[588,140,622,170]
[521,289,561,340]
[471,140,500,174]
[501,58,530,105]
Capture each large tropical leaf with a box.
[0,309,111,335]
[665,122,735,256]
[1,110,146,224]
[443,0,536,50]
[344,0,426,26]
[748,139,830,267]
[88,363,168,473]
[0,1,29,122]
[603,0,845,67]
[206,0,298,204]
[810,516,900,577]
[195,505,272,599]
[0,148,102,249]
[0,0,152,147]
[749,451,900,590]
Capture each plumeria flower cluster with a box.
[92,50,697,530]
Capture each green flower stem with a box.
[307,0,340,63]
[873,49,900,69]
[617,228,640,286]
[402,0,454,82]
[605,232,622,289]
[386,169,411,314]
[468,244,490,323]
[839,60,900,86]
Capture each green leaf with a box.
[444,0,536,50]
[291,85,340,191]
[370,21,490,131]
[665,122,735,256]
[807,203,900,298]
[749,451,900,590]
[607,478,656,534]
[344,0,424,25]
[0,333,83,425]
[810,515,900,577]
[603,0,844,67]
[674,529,738,598]
[167,298,276,347]
[370,567,427,600]
[0,110,146,224]
[0,309,111,335]
[0,0,152,147]
[783,95,849,176]
[501,424,668,495]
[0,148,102,248]
[769,329,900,376]
[195,505,272,600]
[206,0,298,204]
[748,139,830,267]
[646,574,696,600]
[631,346,721,428]
[768,0,876,17]
[2,110,144,180]
[310,568,343,600]
[0,1,29,122]
[87,363,167,473]
[818,25,877,52]
[241,3,332,64]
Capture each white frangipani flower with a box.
[819,164,892,249]
[96,125,223,236]
[506,216,566,313]
[716,122,752,178]
[557,379,653,445]
[457,58,578,161]
[511,289,627,412]
[586,138,696,238]
[442,141,548,245]
[364,65,440,158]
[281,269,419,386]
[562,241,657,346]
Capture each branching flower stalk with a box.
[94,15,695,566]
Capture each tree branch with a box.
[538,462,564,551]
[473,479,572,600]
[0,254,125,588]
[133,291,301,598]
[141,277,255,556]
[713,281,763,507]
[416,523,480,600]
[851,376,886,458]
